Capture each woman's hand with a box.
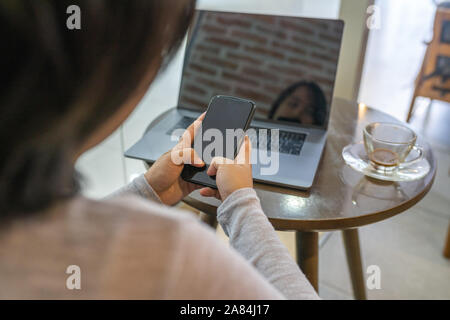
[144,113,205,205]
[199,136,253,201]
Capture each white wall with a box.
[197,0,341,18]
[334,0,372,101]
[358,0,435,119]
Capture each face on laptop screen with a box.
[178,11,343,128]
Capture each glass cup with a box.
[363,122,423,171]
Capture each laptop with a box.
[125,10,344,190]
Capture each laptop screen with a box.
[178,10,344,129]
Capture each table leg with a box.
[199,212,218,229]
[342,228,367,300]
[444,223,450,259]
[295,231,319,292]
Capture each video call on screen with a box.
[179,11,343,128]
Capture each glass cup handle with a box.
[400,145,423,167]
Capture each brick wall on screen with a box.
[179,12,343,118]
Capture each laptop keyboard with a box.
[166,116,306,156]
[247,127,306,156]
[166,116,195,136]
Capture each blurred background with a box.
[75,0,450,299]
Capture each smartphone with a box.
[181,95,256,189]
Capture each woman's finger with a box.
[206,156,233,175]
[170,147,204,167]
[181,112,206,146]
[199,187,220,199]
[235,135,251,165]
[183,148,204,167]
[186,182,203,193]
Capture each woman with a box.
[0,0,318,299]
[269,81,327,126]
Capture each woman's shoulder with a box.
[70,194,205,256]
[66,194,198,228]
[89,193,199,225]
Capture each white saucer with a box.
[342,142,430,182]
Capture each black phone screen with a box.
[181,95,255,188]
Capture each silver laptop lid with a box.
[177,10,344,130]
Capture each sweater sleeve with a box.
[165,216,287,299]
[107,174,162,203]
[217,188,320,300]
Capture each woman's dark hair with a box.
[0,0,196,216]
[268,81,327,126]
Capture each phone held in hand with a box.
[181,95,256,189]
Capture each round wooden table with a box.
[144,98,436,299]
